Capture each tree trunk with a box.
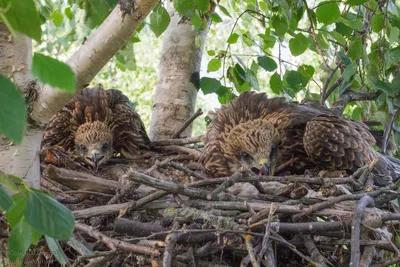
[0,23,42,188]
[0,0,159,188]
[149,2,211,140]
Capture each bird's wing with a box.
[200,91,289,176]
[109,91,151,158]
[303,115,376,170]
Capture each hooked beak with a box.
[92,153,100,171]
[258,157,275,176]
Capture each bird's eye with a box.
[239,151,254,162]
[102,143,109,151]
[80,144,87,151]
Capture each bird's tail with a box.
[370,153,400,186]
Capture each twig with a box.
[171,109,203,138]
[350,196,375,267]
[333,90,382,115]
[324,77,343,103]
[302,0,331,71]
[72,251,126,267]
[250,221,351,235]
[321,64,340,105]
[161,145,201,159]
[207,172,243,200]
[245,235,261,267]
[381,108,399,154]
[372,257,400,267]
[257,204,276,264]
[152,136,204,146]
[163,232,185,267]
[303,234,328,267]
[165,161,209,180]
[74,222,160,256]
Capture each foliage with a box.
[0,173,73,266]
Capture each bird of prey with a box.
[42,86,151,171]
[199,91,400,186]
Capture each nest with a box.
[35,114,400,267]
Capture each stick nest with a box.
[33,133,400,267]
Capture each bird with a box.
[199,91,400,186]
[42,86,151,171]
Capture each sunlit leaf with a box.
[218,5,231,18]
[210,12,223,23]
[173,0,194,17]
[271,15,288,37]
[316,2,340,25]
[0,0,42,41]
[289,33,308,56]
[270,72,283,94]
[149,5,170,37]
[284,70,308,92]
[346,0,368,5]
[64,7,73,20]
[50,10,63,27]
[371,13,384,33]
[0,75,26,144]
[191,12,203,29]
[194,0,210,12]
[200,77,221,94]
[227,33,239,44]
[31,53,76,93]
[207,58,221,72]
[298,65,315,81]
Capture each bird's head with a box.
[74,121,113,172]
[223,120,280,176]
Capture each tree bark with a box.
[0,0,159,188]
[30,0,160,125]
[0,23,42,188]
[149,2,211,140]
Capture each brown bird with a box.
[199,91,400,186]
[42,86,151,171]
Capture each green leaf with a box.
[31,229,42,246]
[316,2,340,25]
[336,22,353,37]
[210,12,223,23]
[370,78,394,96]
[0,185,12,211]
[8,217,32,263]
[149,6,170,37]
[257,56,277,72]
[173,0,194,17]
[343,62,357,81]
[207,58,221,72]
[289,33,308,56]
[218,5,231,18]
[245,69,259,90]
[0,75,27,144]
[346,0,368,5]
[298,65,315,81]
[0,173,21,193]
[200,77,221,94]
[270,72,283,95]
[207,50,215,56]
[352,106,362,121]
[271,15,288,37]
[348,37,363,60]
[64,7,73,20]
[45,236,68,265]
[194,0,209,12]
[6,195,29,229]
[227,33,239,44]
[25,190,75,240]
[337,51,352,66]
[284,70,308,92]
[329,31,346,45]
[31,53,76,93]
[0,0,42,41]
[385,46,400,69]
[83,0,109,28]
[191,12,203,29]
[371,13,384,33]
[50,10,63,27]
[216,86,235,104]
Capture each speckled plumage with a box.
[42,86,150,170]
[200,91,400,186]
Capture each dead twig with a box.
[303,234,328,267]
[171,108,203,138]
[152,135,204,146]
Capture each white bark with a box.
[0,23,41,188]
[149,2,211,140]
[0,0,159,188]
[31,0,160,125]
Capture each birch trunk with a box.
[0,23,42,188]
[0,0,159,188]
[149,2,211,140]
